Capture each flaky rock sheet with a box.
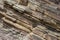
[0,0,60,40]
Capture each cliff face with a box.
[0,0,60,40]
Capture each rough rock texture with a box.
[0,0,60,40]
[0,19,28,40]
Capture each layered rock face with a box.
[0,0,60,40]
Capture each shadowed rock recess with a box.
[0,0,60,40]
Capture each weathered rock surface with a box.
[0,0,60,40]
